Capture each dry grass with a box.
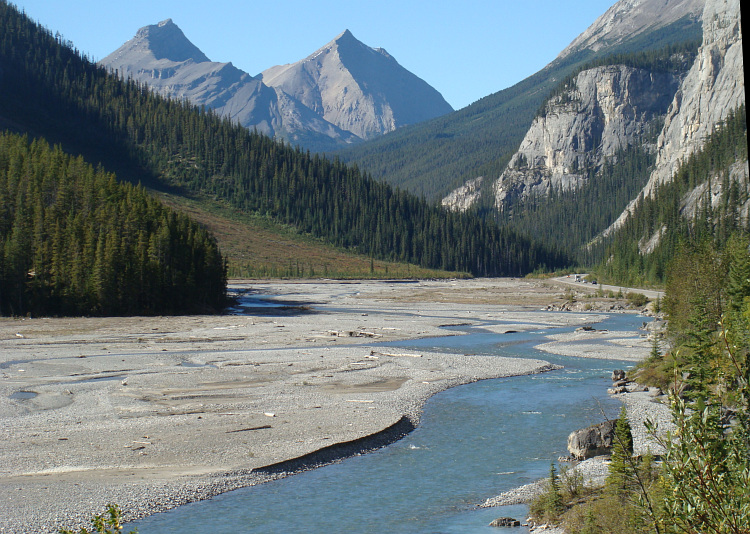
[155,192,463,279]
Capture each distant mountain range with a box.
[101,22,453,152]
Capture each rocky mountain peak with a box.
[558,0,704,60]
[109,18,210,65]
[102,21,450,150]
[261,30,453,140]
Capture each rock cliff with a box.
[605,0,745,236]
[440,177,484,212]
[490,65,679,210]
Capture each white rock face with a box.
[261,30,453,141]
[605,0,745,236]
[558,0,705,60]
[441,177,484,212]
[492,65,679,210]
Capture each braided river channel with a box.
[128,312,646,533]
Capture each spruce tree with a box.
[606,406,635,496]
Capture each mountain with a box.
[335,0,705,200]
[557,0,705,59]
[605,0,746,236]
[101,22,452,152]
[436,0,744,273]
[0,1,566,282]
[261,30,454,141]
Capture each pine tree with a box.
[606,406,635,496]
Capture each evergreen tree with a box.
[606,406,635,496]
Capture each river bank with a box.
[1,278,648,533]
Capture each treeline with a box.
[0,1,568,277]
[0,132,226,316]
[596,105,748,286]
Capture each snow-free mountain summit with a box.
[101,21,453,151]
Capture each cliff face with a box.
[491,65,679,210]
[440,177,484,212]
[606,0,745,235]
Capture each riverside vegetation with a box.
[529,235,750,533]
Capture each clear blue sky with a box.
[14,0,613,110]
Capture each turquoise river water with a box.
[128,312,644,533]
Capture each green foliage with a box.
[626,292,649,307]
[605,406,635,495]
[577,241,750,533]
[596,105,748,287]
[0,132,226,316]
[59,504,136,534]
[529,463,565,524]
[0,1,568,278]
[651,394,750,533]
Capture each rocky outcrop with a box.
[605,0,745,236]
[489,517,521,527]
[492,65,679,210]
[441,176,483,211]
[567,420,616,459]
[261,30,453,141]
[101,22,452,151]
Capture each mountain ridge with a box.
[335,0,705,200]
[101,23,452,151]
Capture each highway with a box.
[551,274,665,301]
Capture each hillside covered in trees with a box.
[0,0,568,299]
[334,16,703,201]
[0,132,227,316]
[596,106,748,286]
[489,41,702,266]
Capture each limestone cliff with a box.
[440,177,484,212]
[605,0,745,236]
[491,65,679,210]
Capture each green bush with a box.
[59,504,136,534]
[626,292,649,307]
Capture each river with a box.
[128,312,644,533]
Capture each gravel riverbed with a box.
[1,278,649,533]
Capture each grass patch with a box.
[154,191,467,279]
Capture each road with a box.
[551,274,665,301]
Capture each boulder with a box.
[489,517,521,527]
[611,369,626,381]
[567,420,616,459]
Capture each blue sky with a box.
[15,0,614,110]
